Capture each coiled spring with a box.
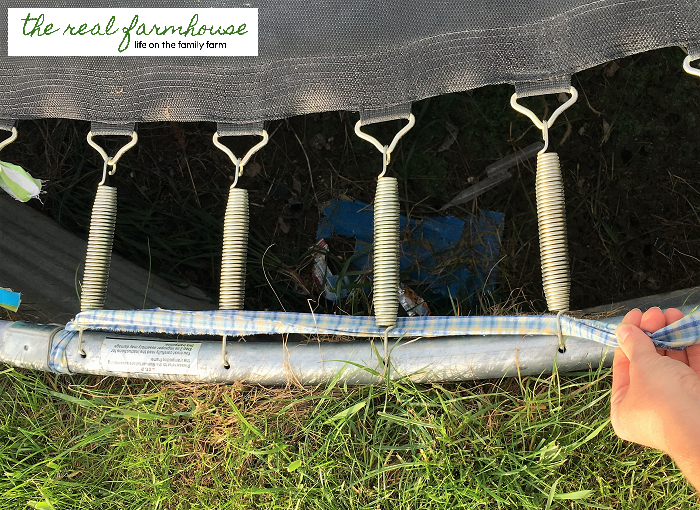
[511,88,577,313]
[80,130,137,316]
[373,176,401,328]
[354,114,414,330]
[219,187,249,310]
[80,184,117,311]
[213,130,268,367]
[536,152,570,312]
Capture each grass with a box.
[0,365,697,509]
[1,47,700,508]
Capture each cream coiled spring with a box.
[373,176,400,328]
[219,186,249,310]
[535,152,570,312]
[80,184,118,311]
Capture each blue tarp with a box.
[317,200,504,300]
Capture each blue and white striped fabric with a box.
[65,309,700,351]
[49,329,77,375]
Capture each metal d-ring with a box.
[0,127,18,153]
[684,55,700,77]
[511,86,578,138]
[87,131,138,181]
[213,130,269,188]
[355,113,416,169]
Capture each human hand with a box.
[611,307,700,489]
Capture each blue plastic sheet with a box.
[317,200,504,300]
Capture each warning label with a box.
[101,338,201,375]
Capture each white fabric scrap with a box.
[0,161,42,202]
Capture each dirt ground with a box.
[5,46,700,316]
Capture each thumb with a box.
[615,323,657,363]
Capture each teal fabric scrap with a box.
[0,288,21,312]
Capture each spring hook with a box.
[382,326,391,379]
[684,55,700,77]
[80,131,137,313]
[222,334,230,369]
[355,114,414,328]
[213,130,269,368]
[0,126,18,153]
[511,88,577,312]
[77,329,86,358]
[556,310,566,353]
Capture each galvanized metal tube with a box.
[0,319,619,384]
[55,330,613,385]
[0,322,61,372]
[2,303,696,384]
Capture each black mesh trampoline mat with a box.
[0,0,698,123]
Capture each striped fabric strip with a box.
[65,309,700,351]
[49,330,76,375]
